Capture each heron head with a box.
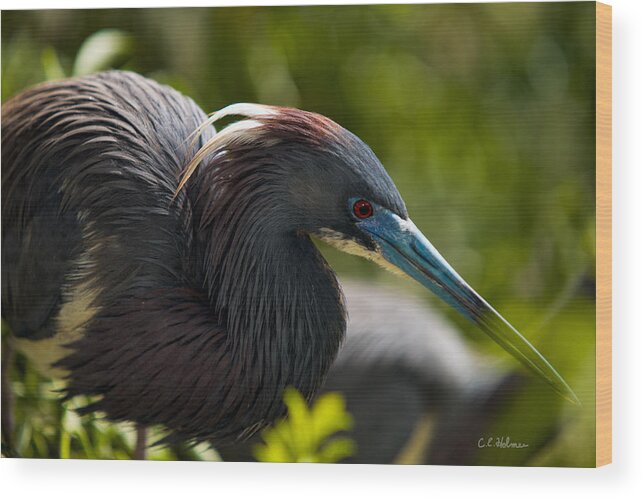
[183,103,578,404]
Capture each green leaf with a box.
[311,392,353,443]
[253,388,356,463]
[317,438,357,463]
[72,29,132,76]
[41,47,67,81]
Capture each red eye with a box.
[353,199,373,219]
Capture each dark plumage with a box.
[2,70,576,452]
[2,71,404,444]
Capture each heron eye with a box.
[353,199,373,219]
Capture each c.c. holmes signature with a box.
[477,436,529,449]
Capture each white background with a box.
[0,0,641,497]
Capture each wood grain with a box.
[595,1,612,468]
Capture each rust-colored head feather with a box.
[176,103,345,195]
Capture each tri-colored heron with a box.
[1,71,577,456]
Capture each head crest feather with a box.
[176,103,279,195]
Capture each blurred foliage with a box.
[2,2,596,465]
[253,388,356,463]
[473,301,596,467]
[72,29,132,76]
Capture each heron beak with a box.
[357,209,579,405]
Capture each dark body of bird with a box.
[2,71,369,443]
[2,71,575,451]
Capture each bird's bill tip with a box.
[357,209,579,405]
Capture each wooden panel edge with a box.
[595,0,612,468]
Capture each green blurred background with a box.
[2,2,596,466]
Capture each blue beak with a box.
[357,206,579,404]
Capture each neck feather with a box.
[186,158,346,404]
